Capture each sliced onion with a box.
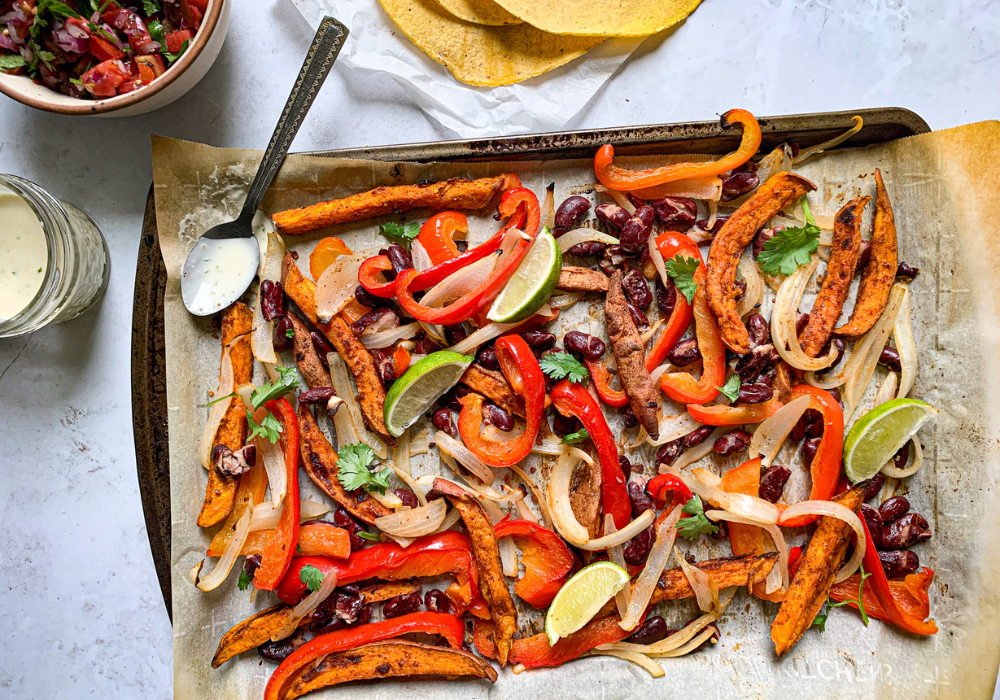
[793,116,864,165]
[315,249,378,325]
[541,184,555,229]
[724,492,781,524]
[690,467,722,488]
[771,259,839,371]
[421,253,499,309]
[648,228,669,287]
[509,464,554,531]
[646,626,717,658]
[575,511,654,551]
[669,468,731,509]
[753,145,793,188]
[644,412,702,447]
[389,465,426,506]
[595,184,636,215]
[392,429,411,476]
[199,344,236,470]
[547,447,600,546]
[619,506,682,631]
[639,318,664,346]
[273,570,338,640]
[375,498,448,537]
[842,285,906,416]
[479,495,506,525]
[604,612,717,655]
[499,532,517,577]
[409,429,430,455]
[435,432,495,485]
[531,441,569,457]
[196,507,252,592]
[708,510,789,593]
[361,322,419,350]
[604,514,630,619]
[634,175,722,201]
[749,394,811,468]
[369,490,404,510]
[893,285,917,398]
[559,228,621,254]
[431,507,463,534]
[668,427,730,471]
[256,426,288,508]
[249,499,329,531]
[648,363,677,387]
[420,468,508,502]
[548,292,583,310]
[735,256,765,317]
[328,352,389,459]
[589,650,665,677]
[514,494,537,523]
[873,371,898,407]
[778,500,866,582]
[411,240,432,272]
[251,228,285,364]
[675,549,714,613]
[449,320,520,355]
[419,320,447,344]
[881,437,923,479]
[706,200,718,231]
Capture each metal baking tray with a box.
[131,107,930,619]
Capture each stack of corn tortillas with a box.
[378,0,702,86]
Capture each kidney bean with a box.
[432,408,457,437]
[259,279,286,321]
[618,455,633,481]
[567,241,608,257]
[414,336,439,356]
[757,465,791,503]
[667,337,700,367]
[315,588,363,626]
[751,227,778,260]
[721,170,760,201]
[824,337,846,369]
[801,436,821,463]
[735,344,777,381]
[656,276,677,316]
[878,495,910,524]
[651,197,697,228]
[795,312,810,336]
[828,387,842,405]
[521,330,556,351]
[755,366,778,387]
[897,262,920,279]
[713,430,752,456]
[860,504,884,547]
[619,206,656,254]
[437,384,472,411]
[711,519,729,541]
[550,411,580,437]
[476,344,501,370]
[258,629,305,663]
[856,240,872,270]
[791,414,808,442]
[350,307,397,336]
[425,589,453,614]
[310,332,335,370]
[483,403,514,432]
[598,258,619,278]
[383,593,423,618]
[804,412,824,438]
[595,203,629,233]
[355,605,372,627]
[695,216,729,235]
[371,347,396,386]
[563,331,606,360]
[300,387,336,405]
[655,439,685,467]
[333,507,366,550]
[626,616,668,645]
[738,383,774,404]
[443,324,467,346]
[629,480,655,516]
[354,284,388,309]
[882,513,931,550]
[554,196,591,234]
[879,550,920,579]
[626,300,650,331]
[863,472,886,502]
[623,525,655,565]
[693,622,721,651]
[683,426,714,450]
[893,442,911,471]
[879,346,901,370]
[386,244,413,274]
[744,312,770,348]
[620,267,653,309]
[272,316,294,353]
[623,406,638,428]
[243,553,262,581]
[395,488,419,509]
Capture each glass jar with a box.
[0,174,110,338]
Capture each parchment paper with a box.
[152,120,1000,700]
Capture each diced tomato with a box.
[190,0,210,11]
[165,29,192,54]
[135,54,166,78]
[189,5,203,29]
[101,10,120,25]
[135,62,155,84]
[117,77,142,94]
[88,35,125,61]
[81,59,130,97]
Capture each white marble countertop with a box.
[0,0,997,697]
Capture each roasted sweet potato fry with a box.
[835,169,899,337]
[272,176,510,236]
[287,312,333,389]
[771,485,866,656]
[197,302,253,528]
[459,364,525,418]
[284,640,497,699]
[800,196,870,357]
[556,266,609,293]
[282,253,392,439]
[773,361,794,403]
[605,270,659,438]
[298,403,392,524]
[359,580,422,604]
[648,553,778,605]
[212,605,293,668]
[432,477,517,666]
[707,172,816,353]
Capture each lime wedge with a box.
[487,226,562,324]
[843,398,939,483]
[545,561,629,646]
[384,351,474,437]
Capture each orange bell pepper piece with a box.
[309,236,353,279]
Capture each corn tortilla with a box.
[490,0,702,37]
[431,0,523,26]
[379,0,604,87]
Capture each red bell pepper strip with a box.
[253,398,300,591]
[645,473,693,509]
[850,519,938,635]
[473,615,635,669]
[265,612,465,700]
[357,254,397,298]
[779,384,844,528]
[585,358,629,408]
[687,397,784,426]
[417,211,467,265]
[275,532,484,615]
[830,566,936,633]
[659,265,727,405]
[594,109,762,191]
[494,517,575,608]
[457,335,544,466]
[646,232,699,371]
[550,379,631,530]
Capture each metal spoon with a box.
[181,17,349,316]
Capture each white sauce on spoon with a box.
[0,193,48,321]
[181,237,260,316]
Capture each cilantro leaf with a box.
[299,564,325,592]
[716,374,741,403]
[336,444,391,494]
[142,0,161,14]
[675,496,719,540]
[247,408,283,444]
[811,608,828,632]
[758,199,821,275]
[560,428,590,445]
[40,0,80,20]
[237,569,252,591]
[0,55,28,71]
[147,19,165,45]
[206,391,238,407]
[249,365,299,410]
[539,352,589,384]
[813,564,872,632]
[378,221,420,248]
[665,255,700,304]
[357,531,382,542]
[34,50,56,66]
[164,39,189,65]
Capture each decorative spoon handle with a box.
[239,16,349,224]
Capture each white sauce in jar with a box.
[0,193,48,320]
